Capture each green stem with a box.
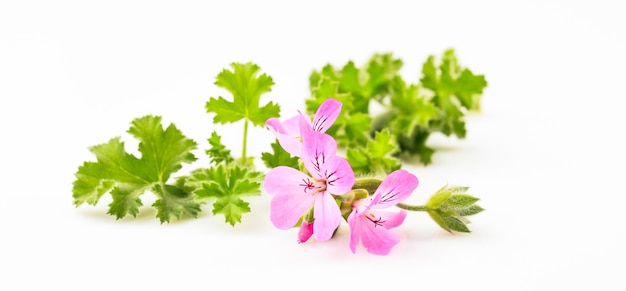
[396,203,428,212]
[242,119,249,164]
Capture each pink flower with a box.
[265,98,342,157]
[347,169,419,255]
[263,131,355,241]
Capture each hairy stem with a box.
[396,203,428,212]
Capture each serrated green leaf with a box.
[212,196,251,226]
[261,140,299,169]
[206,131,234,165]
[128,115,198,182]
[419,49,486,139]
[206,62,280,127]
[152,184,202,224]
[72,115,199,222]
[389,80,439,136]
[365,53,403,101]
[108,184,145,219]
[184,164,262,226]
[455,69,487,110]
[72,162,115,206]
[346,128,401,176]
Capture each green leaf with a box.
[72,115,199,223]
[427,210,451,233]
[346,128,401,176]
[456,204,485,216]
[108,184,145,219]
[72,162,115,206]
[206,62,280,127]
[419,49,487,138]
[343,113,372,147]
[152,184,202,223]
[261,140,299,169]
[443,214,471,233]
[212,197,251,227]
[441,194,480,209]
[128,115,198,182]
[389,79,439,136]
[206,131,234,165]
[184,164,262,226]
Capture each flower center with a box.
[300,178,327,195]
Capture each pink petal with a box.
[298,111,313,135]
[281,115,301,136]
[297,220,314,244]
[321,156,355,195]
[312,192,342,241]
[348,208,405,255]
[270,192,316,230]
[265,117,286,134]
[371,169,419,209]
[370,209,407,229]
[347,211,362,254]
[266,117,303,157]
[356,215,401,255]
[312,98,342,133]
[263,166,310,196]
[301,131,337,179]
[348,212,400,255]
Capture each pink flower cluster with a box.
[264,98,419,255]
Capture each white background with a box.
[1,0,625,290]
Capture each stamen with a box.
[366,213,385,227]
[299,178,315,193]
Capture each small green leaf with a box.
[443,215,471,233]
[456,204,485,216]
[184,164,262,226]
[261,140,299,169]
[441,194,480,209]
[212,197,251,226]
[206,131,234,165]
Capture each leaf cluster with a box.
[305,49,487,166]
[73,62,274,225]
